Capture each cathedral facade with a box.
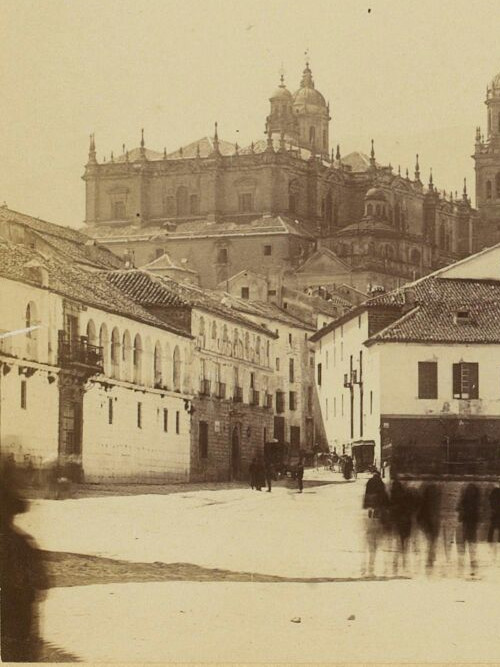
[84,63,496,297]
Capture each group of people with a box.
[249,455,305,493]
[362,469,500,577]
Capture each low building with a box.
[311,243,500,476]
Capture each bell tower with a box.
[291,63,331,157]
[473,71,500,245]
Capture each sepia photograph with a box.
[1,0,500,663]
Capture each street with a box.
[17,469,500,662]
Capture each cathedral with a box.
[84,62,499,301]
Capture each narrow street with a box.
[17,470,500,662]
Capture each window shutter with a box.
[418,361,437,399]
[452,363,461,398]
[469,363,479,399]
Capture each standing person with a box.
[487,482,500,545]
[362,469,389,576]
[416,483,442,572]
[343,455,354,481]
[0,458,50,661]
[296,458,304,493]
[249,457,257,490]
[254,455,266,492]
[264,460,273,493]
[457,483,480,576]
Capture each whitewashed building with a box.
[311,243,500,475]
[0,240,193,483]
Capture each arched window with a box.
[255,336,261,364]
[211,321,217,340]
[309,126,315,146]
[266,340,270,364]
[163,341,171,389]
[367,203,373,216]
[198,317,206,347]
[385,245,394,259]
[222,325,228,342]
[176,186,189,216]
[375,204,381,217]
[111,327,120,379]
[325,192,333,229]
[133,334,142,384]
[122,330,132,382]
[233,329,239,357]
[99,323,109,375]
[173,346,181,392]
[486,180,492,200]
[154,342,163,387]
[25,301,39,360]
[496,173,500,198]
[86,320,97,346]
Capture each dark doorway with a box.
[290,425,301,455]
[274,416,285,444]
[231,426,240,480]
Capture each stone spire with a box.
[369,139,376,168]
[414,154,420,181]
[139,128,147,160]
[88,133,97,164]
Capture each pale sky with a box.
[1,0,499,228]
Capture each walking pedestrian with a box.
[0,457,50,661]
[416,483,442,572]
[362,469,389,576]
[296,458,304,493]
[389,476,413,573]
[457,483,480,576]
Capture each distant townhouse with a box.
[311,243,500,476]
[104,270,277,481]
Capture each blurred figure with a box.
[264,460,273,493]
[249,457,257,490]
[343,455,354,481]
[254,455,266,492]
[0,457,49,661]
[362,469,389,576]
[389,476,414,573]
[487,482,500,547]
[416,483,442,572]
[296,458,304,493]
[457,483,480,576]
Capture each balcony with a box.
[250,389,260,407]
[58,333,103,372]
[215,381,226,399]
[233,385,243,403]
[199,379,211,396]
[343,373,352,388]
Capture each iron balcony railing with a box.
[58,333,103,371]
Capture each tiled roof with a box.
[87,215,315,241]
[340,152,380,172]
[0,241,188,338]
[0,206,122,269]
[366,277,500,344]
[220,296,316,330]
[104,270,276,337]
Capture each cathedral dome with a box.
[292,64,327,111]
[270,82,293,101]
[365,187,387,201]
